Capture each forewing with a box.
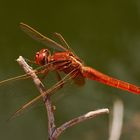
[20,23,67,51]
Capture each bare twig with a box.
[17,56,55,137]
[17,56,109,140]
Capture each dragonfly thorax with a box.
[35,48,51,65]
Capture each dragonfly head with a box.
[35,49,51,65]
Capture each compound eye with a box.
[35,52,39,58]
[35,52,40,64]
[35,49,50,65]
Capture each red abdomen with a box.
[82,66,140,95]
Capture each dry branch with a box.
[17,56,109,140]
[17,56,55,136]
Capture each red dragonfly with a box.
[1,23,140,118]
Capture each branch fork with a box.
[17,56,109,140]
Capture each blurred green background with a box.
[0,0,140,140]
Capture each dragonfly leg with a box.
[23,57,36,64]
[55,71,64,89]
[38,69,49,81]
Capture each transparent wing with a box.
[53,32,70,49]
[20,23,68,51]
[53,32,77,57]
[0,60,67,86]
[9,68,79,120]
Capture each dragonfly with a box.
[1,23,140,118]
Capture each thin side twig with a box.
[53,109,109,139]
